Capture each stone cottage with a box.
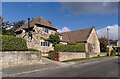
[15,16,57,52]
[60,27,100,54]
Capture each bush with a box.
[1,35,28,51]
[47,51,57,59]
[110,50,116,56]
[54,43,85,52]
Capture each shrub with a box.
[28,48,39,51]
[67,42,77,45]
[110,50,116,56]
[54,43,85,52]
[1,35,28,51]
[48,51,57,59]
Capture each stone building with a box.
[15,16,57,52]
[60,27,100,54]
[117,40,120,47]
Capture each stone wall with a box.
[87,28,100,53]
[58,52,86,61]
[51,52,101,61]
[99,53,107,56]
[0,51,42,68]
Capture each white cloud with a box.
[57,27,71,33]
[97,24,118,40]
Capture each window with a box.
[42,27,49,33]
[41,41,50,47]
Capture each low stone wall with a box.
[51,52,101,61]
[0,51,42,68]
[100,53,107,56]
[89,53,99,58]
[57,52,86,61]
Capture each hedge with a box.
[54,43,85,52]
[1,35,28,51]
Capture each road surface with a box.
[18,56,119,77]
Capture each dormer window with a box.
[42,27,49,33]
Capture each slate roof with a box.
[15,16,57,32]
[61,27,94,43]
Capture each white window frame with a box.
[41,40,51,47]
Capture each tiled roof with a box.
[61,27,93,43]
[15,16,57,32]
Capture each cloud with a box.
[97,24,118,40]
[61,2,118,15]
[57,27,71,33]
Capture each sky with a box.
[2,2,119,40]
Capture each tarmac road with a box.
[19,56,119,77]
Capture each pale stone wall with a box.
[99,53,106,56]
[87,28,100,54]
[16,25,56,52]
[60,42,67,45]
[0,51,42,69]
[85,43,88,52]
[117,40,120,47]
[58,52,86,61]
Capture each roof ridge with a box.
[61,27,94,42]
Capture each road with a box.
[18,57,119,77]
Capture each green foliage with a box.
[54,43,85,52]
[47,51,57,59]
[67,42,77,45]
[0,16,14,35]
[0,16,25,35]
[46,33,60,46]
[12,20,25,30]
[62,58,87,62]
[110,50,116,56]
[1,35,28,51]
[99,37,108,52]
[28,48,39,51]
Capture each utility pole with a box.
[107,28,110,56]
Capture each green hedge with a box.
[1,35,28,51]
[54,43,85,52]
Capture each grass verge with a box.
[62,55,114,62]
[62,58,88,62]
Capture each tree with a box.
[99,37,108,52]
[0,16,25,35]
[12,20,25,30]
[46,33,60,46]
[0,16,13,35]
